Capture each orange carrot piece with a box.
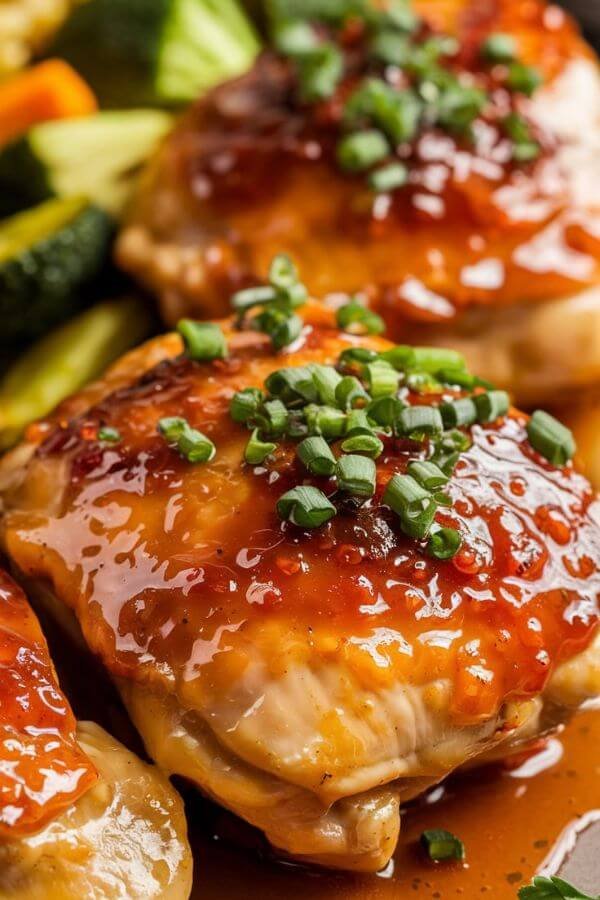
[0,59,97,147]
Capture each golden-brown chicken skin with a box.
[0,571,193,898]
[0,305,598,872]
[118,0,600,406]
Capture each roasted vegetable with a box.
[47,0,260,108]
[0,109,172,217]
[0,296,154,448]
[0,195,112,344]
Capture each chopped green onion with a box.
[305,404,347,439]
[527,410,576,466]
[383,473,429,514]
[254,308,303,350]
[345,407,375,436]
[370,30,412,66]
[367,395,401,428]
[518,875,597,900]
[297,435,337,476]
[341,433,384,458]
[337,129,390,173]
[336,375,370,410]
[269,253,308,308]
[379,344,415,370]
[440,397,477,428]
[377,2,420,33]
[408,460,449,490]
[397,405,443,436]
[297,42,343,102]
[336,300,385,335]
[277,485,337,529]
[158,417,216,464]
[177,320,228,361]
[255,399,289,437]
[345,79,422,145]
[336,454,376,497]
[420,829,465,862]
[473,390,509,423]
[434,83,487,133]
[406,371,443,394]
[98,426,121,443]
[369,162,409,192]
[230,387,264,423]
[512,140,540,162]
[502,111,541,162]
[287,411,309,439]
[311,364,343,406]
[481,33,516,63]
[400,497,438,538]
[428,526,462,560]
[273,20,318,56]
[436,367,476,389]
[507,62,543,96]
[266,366,318,405]
[245,429,277,465]
[338,347,379,368]
[231,285,277,313]
[365,360,401,398]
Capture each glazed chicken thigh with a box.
[0,570,192,898]
[0,307,597,872]
[118,0,600,406]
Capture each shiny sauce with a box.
[0,570,96,839]
[3,320,598,727]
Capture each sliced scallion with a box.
[277,485,337,528]
[408,460,449,490]
[420,829,465,862]
[158,417,216,464]
[304,404,347,439]
[337,129,390,173]
[473,390,509,423]
[98,426,121,443]
[428,526,462,560]
[230,387,264,423]
[311,364,343,406]
[336,300,385,335]
[255,399,289,437]
[341,433,384,458]
[527,410,576,466]
[345,407,375,436]
[336,454,376,497]
[297,435,337,476]
[177,320,228,361]
[481,33,516,63]
[397,405,443,436]
[336,375,370,410]
[365,360,401,398]
[440,397,477,428]
[245,429,277,465]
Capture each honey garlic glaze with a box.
[0,570,96,839]
[1,317,598,728]
[120,0,600,328]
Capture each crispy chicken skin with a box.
[117,0,600,406]
[0,309,598,872]
[0,571,193,899]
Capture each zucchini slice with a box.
[47,0,260,108]
[0,196,112,343]
[0,110,173,217]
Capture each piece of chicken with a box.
[117,0,600,407]
[0,306,597,873]
[0,570,193,899]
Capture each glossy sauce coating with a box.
[125,0,600,324]
[3,317,599,725]
[0,571,96,839]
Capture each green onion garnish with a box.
[397,405,443,436]
[428,526,462,560]
[266,366,318,405]
[408,460,449,490]
[177,320,228,361]
[311,364,343,406]
[341,433,384,458]
[98,426,121,443]
[345,407,375,437]
[401,498,438,538]
[436,367,476,390]
[383,473,430,514]
[231,285,278,313]
[336,454,376,497]
[230,387,264,423]
[305,404,347,439]
[365,360,401,398]
[518,875,597,900]
[507,62,543,96]
[158,417,216,464]
[297,42,343,102]
[527,410,576,466]
[254,308,303,350]
[337,129,390,173]
[297,435,337,476]
[420,828,465,862]
[369,162,409,193]
[336,300,385,335]
[277,485,337,528]
[273,20,318,56]
[269,253,308,308]
[434,83,487,133]
[481,33,516,63]
[367,395,402,428]
[339,347,379,368]
[473,390,509,423]
[440,397,477,428]
[255,399,289,437]
[245,429,277,465]
[336,375,370,410]
[370,30,412,66]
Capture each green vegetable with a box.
[518,876,598,899]
[245,428,277,464]
[365,360,401,398]
[481,32,516,63]
[337,129,390,173]
[336,300,385,335]
[178,320,228,361]
[336,453,376,497]
[0,110,173,217]
[98,427,121,443]
[297,435,336,475]
[254,308,303,349]
[397,405,443,436]
[420,828,465,862]
[230,388,264,423]
[0,297,153,450]
[297,42,343,102]
[473,389,509,423]
[408,460,449,490]
[311,364,343,406]
[255,399,289,437]
[507,62,543,96]
[440,397,477,428]
[369,162,408,192]
[305,404,346,439]
[341,433,383,458]
[335,375,370,410]
[0,195,112,343]
[47,0,259,108]
[158,416,216,463]
[277,485,336,528]
[527,410,576,466]
[428,526,462,560]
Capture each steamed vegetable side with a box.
[46,0,260,108]
[0,297,154,449]
[0,195,112,343]
[0,109,173,217]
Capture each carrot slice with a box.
[0,58,97,146]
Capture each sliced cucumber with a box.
[0,297,154,449]
[0,110,173,217]
[47,0,260,108]
[0,196,112,343]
